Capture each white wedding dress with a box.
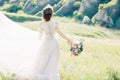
[0,12,60,80]
[32,20,60,80]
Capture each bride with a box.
[31,5,74,80]
[0,4,74,80]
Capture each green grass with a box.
[0,72,15,80]
[19,17,120,39]
[2,11,41,22]
[18,17,120,80]
[59,36,120,80]
[1,17,120,80]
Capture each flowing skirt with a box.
[33,37,60,80]
[0,12,60,80]
[16,37,60,80]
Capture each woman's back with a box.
[39,20,59,39]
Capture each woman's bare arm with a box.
[56,25,73,45]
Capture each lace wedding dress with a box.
[32,20,61,80]
[0,12,60,80]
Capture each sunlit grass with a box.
[1,17,120,80]
[18,19,120,79]
[59,36,120,80]
[19,17,120,39]
[104,0,117,8]
[0,72,15,80]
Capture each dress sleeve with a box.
[55,21,63,34]
[38,21,43,39]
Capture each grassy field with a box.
[1,17,120,80]
[18,17,120,80]
[2,11,41,22]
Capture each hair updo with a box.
[43,5,53,21]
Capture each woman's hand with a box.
[67,40,78,48]
[67,40,74,45]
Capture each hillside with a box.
[0,0,120,28]
[0,6,120,79]
[0,14,120,79]
[19,18,120,39]
[19,19,120,80]
[1,19,119,80]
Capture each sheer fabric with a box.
[0,12,61,80]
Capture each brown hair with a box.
[43,7,53,21]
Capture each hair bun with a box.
[43,4,53,21]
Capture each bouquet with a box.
[70,38,84,56]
